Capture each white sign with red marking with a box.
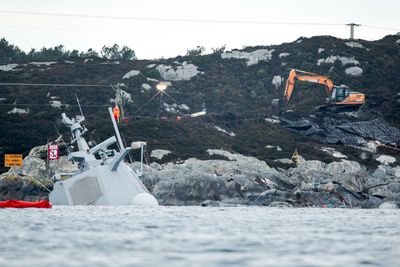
[48,144,59,160]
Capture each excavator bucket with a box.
[283,69,297,101]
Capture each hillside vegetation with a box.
[1,35,400,173]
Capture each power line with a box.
[363,25,400,31]
[1,10,398,33]
[0,82,112,87]
[0,103,109,107]
[0,23,150,35]
[0,10,345,26]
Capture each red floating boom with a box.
[0,200,52,208]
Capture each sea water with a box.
[0,206,399,267]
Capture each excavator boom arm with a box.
[283,69,334,101]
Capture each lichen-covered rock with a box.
[122,70,140,79]
[0,175,51,201]
[379,202,399,209]
[268,201,293,208]
[156,62,201,81]
[359,197,384,209]
[345,66,363,76]
[221,49,275,66]
[153,175,239,205]
[150,149,171,160]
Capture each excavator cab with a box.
[331,85,365,106]
[331,86,349,103]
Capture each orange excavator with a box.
[283,69,365,111]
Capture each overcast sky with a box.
[1,0,399,59]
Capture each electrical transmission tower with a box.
[346,23,361,39]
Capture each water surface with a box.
[0,206,399,267]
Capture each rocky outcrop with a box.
[0,146,77,201]
[221,49,275,66]
[122,70,140,79]
[379,201,399,209]
[150,149,172,160]
[156,62,201,81]
[0,175,51,201]
[141,149,293,205]
[345,66,363,76]
[139,149,400,208]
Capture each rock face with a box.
[0,175,50,201]
[376,155,396,165]
[0,63,19,71]
[122,70,140,79]
[345,66,363,76]
[221,49,275,66]
[345,42,365,49]
[142,149,292,205]
[379,202,399,209]
[156,62,201,81]
[0,146,77,201]
[139,149,400,208]
[7,107,29,114]
[317,55,359,66]
[150,149,172,160]
[272,75,284,89]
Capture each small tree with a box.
[0,37,26,63]
[69,49,80,57]
[101,44,136,61]
[120,45,136,61]
[80,48,99,57]
[101,44,120,60]
[211,45,226,55]
[186,46,205,57]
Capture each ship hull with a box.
[49,163,158,206]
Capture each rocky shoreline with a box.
[142,149,400,208]
[1,147,399,209]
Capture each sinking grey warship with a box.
[49,108,158,206]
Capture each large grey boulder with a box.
[359,197,384,209]
[286,158,367,192]
[367,165,400,197]
[379,202,399,209]
[0,175,50,201]
[153,174,242,205]
[142,149,296,205]
[156,62,201,81]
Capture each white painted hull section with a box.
[50,162,157,206]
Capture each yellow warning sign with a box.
[4,154,23,167]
